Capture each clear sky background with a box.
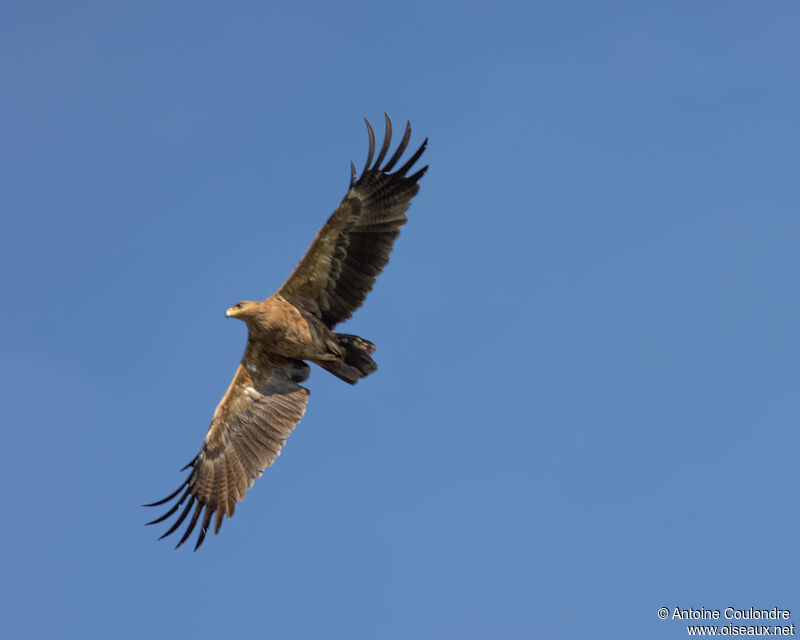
[2,2,798,638]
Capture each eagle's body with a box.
[229,294,376,382]
[146,116,427,549]
[233,295,331,362]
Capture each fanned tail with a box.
[321,334,377,384]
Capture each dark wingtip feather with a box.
[142,479,188,507]
[362,118,376,175]
[350,161,356,187]
[372,114,392,169]
[145,468,215,550]
[145,486,191,525]
[397,138,428,177]
[382,121,412,173]
[158,495,195,540]
[408,164,429,184]
[194,509,213,551]
[175,502,203,549]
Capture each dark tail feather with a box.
[323,334,377,384]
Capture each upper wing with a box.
[145,349,310,550]
[278,114,427,328]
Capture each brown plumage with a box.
[145,115,427,550]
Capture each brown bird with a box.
[145,115,427,550]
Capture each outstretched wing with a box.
[278,114,427,328]
[145,350,310,550]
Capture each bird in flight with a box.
[145,115,427,550]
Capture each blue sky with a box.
[2,2,799,638]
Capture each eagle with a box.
[145,115,427,550]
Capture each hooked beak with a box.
[225,307,237,318]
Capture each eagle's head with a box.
[225,300,258,320]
